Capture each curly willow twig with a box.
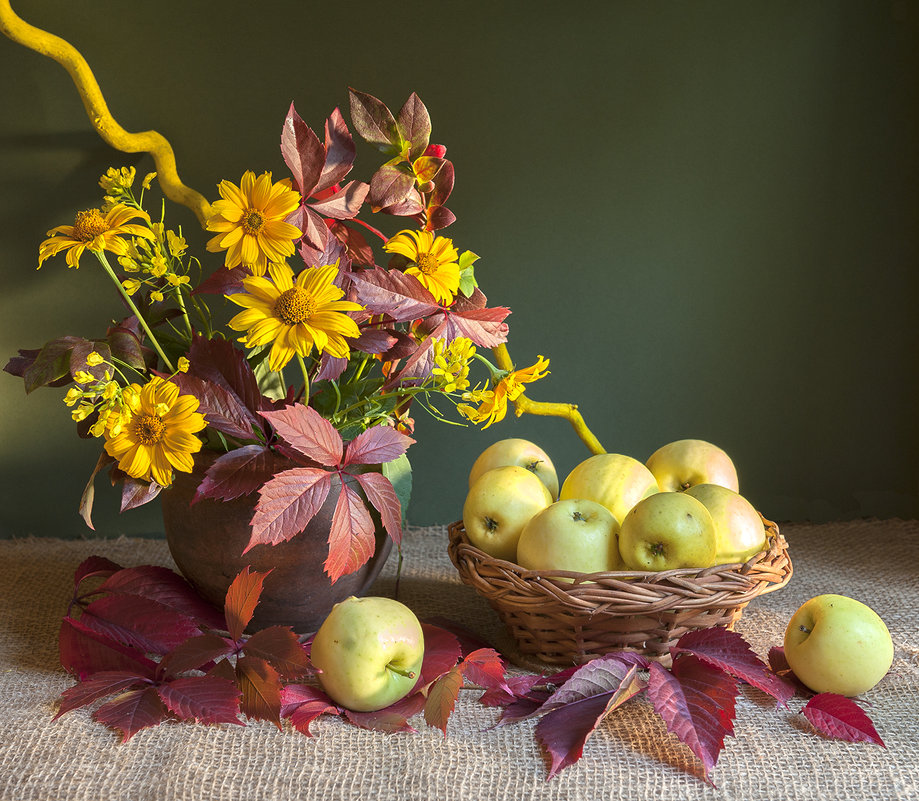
[0,0,606,455]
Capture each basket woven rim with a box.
[447,516,792,611]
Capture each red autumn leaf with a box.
[396,92,432,160]
[349,88,402,153]
[415,623,462,690]
[343,426,415,467]
[369,163,415,211]
[59,617,156,680]
[93,686,167,742]
[248,467,333,551]
[169,369,259,441]
[349,266,440,322]
[423,665,464,736]
[353,471,403,546]
[119,477,162,512]
[802,693,885,747]
[536,664,645,779]
[80,594,202,655]
[424,289,511,349]
[280,684,341,736]
[324,481,377,582]
[329,220,375,267]
[673,627,795,706]
[186,332,263,419]
[193,444,277,504]
[459,648,509,695]
[73,555,123,588]
[479,673,547,708]
[224,566,270,642]
[54,670,149,720]
[308,180,368,220]
[237,655,283,728]
[193,264,247,297]
[261,404,343,467]
[156,634,232,680]
[157,676,242,726]
[648,655,738,782]
[281,102,325,198]
[243,626,312,679]
[318,107,357,194]
[346,692,427,734]
[96,565,224,629]
[767,645,812,697]
[421,616,496,659]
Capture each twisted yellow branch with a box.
[491,344,606,455]
[0,0,212,225]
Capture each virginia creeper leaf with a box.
[54,670,148,720]
[80,594,202,655]
[396,92,432,160]
[119,477,162,512]
[648,655,738,782]
[248,467,333,550]
[308,180,369,220]
[59,617,156,680]
[157,634,232,679]
[243,626,312,679]
[354,471,403,546]
[423,665,464,736]
[673,627,795,706]
[324,481,376,582]
[316,107,356,194]
[415,623,463,690]
[224,566,270,642]
[349,88,402,152]
[344,426,415,467]
[73,555,123,588]
[193,444,277,504]
[237,655,283,728]
[459,648,509,695]
[281,684,340,736]
[349,266,440,322]
[186,333,263,421]
[369,164,415,211]
[157,676,242,726]
[346,692,427,734]
[22,336,86,393]
[169,369,260,441]
[802,693,885,746]
[260,404,343,466]
[280,102,325,196]
[94,686,166,742]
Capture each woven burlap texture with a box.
[0,520,917,801]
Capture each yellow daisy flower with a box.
[38,204,155,269]
[226,262,364,372]
[458,356,550,429]
[383,229,460,305]
[103,376,206,488]
[205,170,302,274]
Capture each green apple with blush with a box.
[310,596,425,712]
[559,453,659,526]
[516,498,622,576]
[684,483,767,564]
[783,594,893,696]
[646,438,739,493]
[618,491,717,571]
[468,437,559,499]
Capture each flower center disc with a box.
[242,209,265,235]
[415,252,438,275]
[132,414,166,445]
[72,209,109,242]
[274,287,316,325]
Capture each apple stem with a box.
[798,624,811,634]
[386,664,416,680]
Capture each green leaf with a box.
[458,251,480,297]
[458,250,480,271]
[381,453,412,525]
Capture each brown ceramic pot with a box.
[161,451,392,634]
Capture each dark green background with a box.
[1,1,917,538]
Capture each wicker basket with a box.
[447,517,792,666]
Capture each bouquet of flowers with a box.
[5,89,550,582]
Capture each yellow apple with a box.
[558,453,659,526]
[784,594,893,696]
[310,596,425,712]
[468,437,559,499]
[516,498,622,575]
[684,483,767,564]
[618,491,717,570]
[645,438,739,492]
[462,464,553,560]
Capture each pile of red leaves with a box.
[57,558,885,783]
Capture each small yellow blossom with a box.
[166,230,187,257]
[73,370,95,385]
[99,166,136,195]
[63,387,82,407]
[165,273,190,287]
[177,357,190,373]
[150,290,165,302]
[150,254,168,277]
[142,172,157,190]
[72,404,95,422]
[431,337,475,393]
[86,351,105,367]
[122,279,142,295]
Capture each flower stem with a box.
[296,354,310,401]
[94,251,175,372]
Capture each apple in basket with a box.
[310,596,425,712]
[684,483,767,564]
[516,498,623,575]
[463,465,553,560]
[468,437,559,499]
[618,491,717,571]
[559,453,659,526]
[645,438,739,493]
[783,594,894,696]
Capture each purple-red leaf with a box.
[169,370,259,441]
[346,692,427,733]
[244,626,312,679]
[93,686,166,742]
[237,655,283,728]
[281,102,325,197]
[674,627,795,706]
[353,471,403,547]
[396,92,432,161]
[802,693,885,746]
[460,648,509,695]
[248,467,333,550]
[281,683,340,736]
[96,565,224,629]
[425,290,511,348]
[415,623,462,690]
[186,333,263,421]
[537,664,644,779]
[73,555,123,588]
[316,107,356,194]
[59,617,157,680]
[54,670,149,720]
[423,665,464,736]
[157,634,232,679]
[349,88,402,152]
[193,444,276,504]
[261,404,343,466]
[369,164,415,211]
[648,655,738,782]
[224,566,270,642]
[349,266,440,322]
[344,426,415,467]
[80,594,202,655]
[324,481,376,583]
[157,676,242,726]
[308,180,369,220]
[119,477,162,512]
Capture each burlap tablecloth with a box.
[0,519,917,800]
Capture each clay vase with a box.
[160,451,392,634]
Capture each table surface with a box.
[1,519,917,801]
